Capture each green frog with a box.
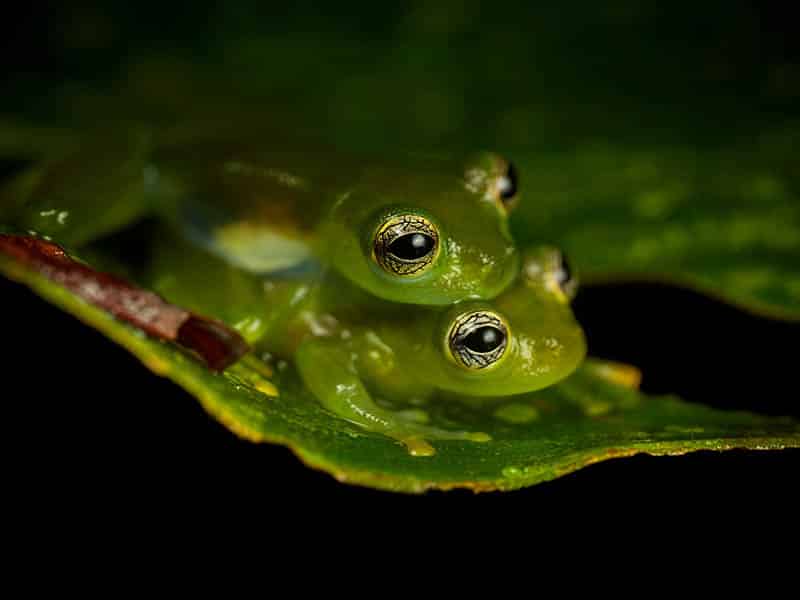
[1,132,521,305]
[0,133,585,455]
[148,236,585,455]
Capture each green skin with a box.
[0,136,584,454]
[0,134,520,305]
[297,254,585,456]
[150,237,586,455]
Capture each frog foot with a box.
[386,419,491,457]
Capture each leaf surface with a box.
[2,249,797,492]
[512,138,800,320]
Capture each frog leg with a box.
[296,339,490,457]
[583,358,642,389]
[0,133,154,247]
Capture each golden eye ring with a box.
[372,213,440,277]
[446,310,510,370]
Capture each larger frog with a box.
[0,132,521,305]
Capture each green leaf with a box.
[511,134,800,321]
[2,250,797,493]
[2,2,798,492]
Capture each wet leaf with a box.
[511,134,800,321]
[1,249,797,492]
[1,2,798,492]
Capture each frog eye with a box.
[464,153,520,214]
[524,247,578,302]
[553,252,578,300]
[494,160,518,209]
[447,311,509,370]
[373,213,440,277]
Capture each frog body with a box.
[1,131,521,305]
[1,130,585,455]
[146,234,585,455]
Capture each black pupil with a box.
[498,161,518,201]
[464,326,504,353]
[388,233,434,260]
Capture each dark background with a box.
[3,278,798,520]
[1,2,798,520]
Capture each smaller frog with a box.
[152,238,585,455]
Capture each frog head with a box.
[420,246,586,395]
[322,153,521,305]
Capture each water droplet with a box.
[494,403,540,424]
[583,401,612,417]
[502,466,525,478]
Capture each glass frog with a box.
[0,132,521,305]
[146,235,586,456]
[0,132,583,455]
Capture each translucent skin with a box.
[0,135,519,305]
[0,134,582,455]
[165,245,583,456]
[127,236,585,456]
[318,164,519,305]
